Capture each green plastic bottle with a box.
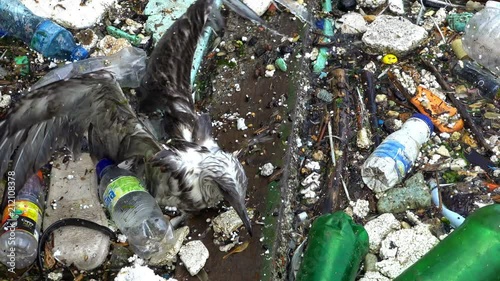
[395,204,500,281]
[296,211,369,281]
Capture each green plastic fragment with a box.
[106,26,142,46]
[14,55,30,76]
[313,18,334,73]
[446,13,474,32]
[275,57,287,72]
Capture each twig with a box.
[362,70,381,146]
[420,57,494,153]
[327,118,336,167]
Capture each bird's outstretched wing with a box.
[137,0,223,141]
[0,71,161,209]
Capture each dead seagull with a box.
[0,0,252,235]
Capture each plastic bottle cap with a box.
[412,113,434,132]
[71,46,89,61]
[96,158,115,179]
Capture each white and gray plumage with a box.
[0,0,252,235]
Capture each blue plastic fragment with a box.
[315,19,325,30]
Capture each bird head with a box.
[200,150,252,236]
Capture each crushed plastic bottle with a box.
[462,1,500,76]
[33,46,147,90]
[0,0,88,61]
[395,204,500,281]
[452,59,500,100]
[361,114,434,193]
[96,159,173,259]
[0,172,45,269]
[296,211,369,281]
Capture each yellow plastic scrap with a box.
[382,54,398,65]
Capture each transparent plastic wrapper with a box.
[296,211,369,281]
[462,1,500,76]
[96,159,173,259]
[33,47,147,89]
[0,0,88,61]
[395,204,500,281]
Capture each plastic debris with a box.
[296,212,369,281]
[462,1,500,76]
[451,38,469,60]
[275,57,287,72]
[96,159,174,260]
[0,172,45,269]
[33,46,147,89]
[410,86,465,133]
[362,114,433,193]
[395,204,500,281]
[381,54,398,65]
[446,12,474,32]
[0,0,88,61]
[106,26,142,46]
[14,55,30,76]
[429,179,465,228]
[452,60,500,101]
[148,226,190,266]
[274,0,313,25]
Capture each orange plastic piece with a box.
[410,86,464,133]
[36,170,43,181]
[485,182,500,192]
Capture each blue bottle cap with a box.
[96,158,115,179]
[412,113,434,132]
[71,46,89,61]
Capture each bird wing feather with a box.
[137,0,223,141]
[0,71,161,209]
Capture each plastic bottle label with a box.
[371,140,412,178]
[1,200,42,242]
[103,176,147,210]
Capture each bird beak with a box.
[221,189,253,236]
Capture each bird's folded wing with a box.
[137,0,223,141]
[0,71,161,208]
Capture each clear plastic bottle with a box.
[361,114,434,193]
[0,0,88,61]
[0,172,45,269]
[96,159,173,259]
[462,1,500,76]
